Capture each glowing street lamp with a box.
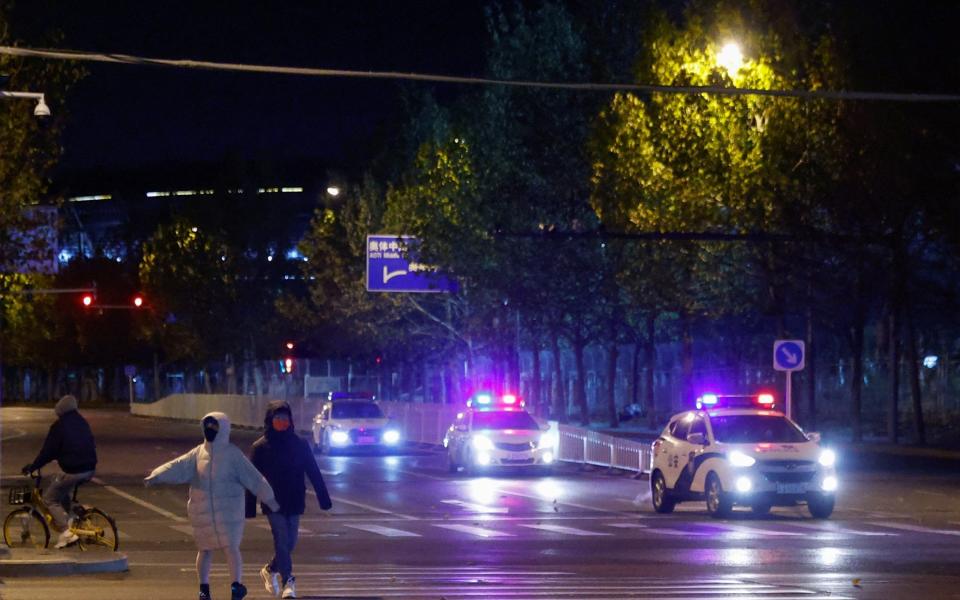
[717,41,743,76]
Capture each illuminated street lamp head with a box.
[33,95,51,117]
[326,186,341,197]
[717,42,743,76]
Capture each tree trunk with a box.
[606,339,619,428]
[631,341,640,410]
[887,310,900,444]
[645,314,657,428]
[573,336,589,426]
[805,297,816,430]
[531,336,543,417]
[549,331,566,422]
[153,352,161,401]
[906,315,926,445]
[680,311,694,412]
[850,319,864,442]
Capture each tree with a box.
[590,1,843,408]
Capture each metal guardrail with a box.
[379,401,651,475]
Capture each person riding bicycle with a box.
[20,394,97,548]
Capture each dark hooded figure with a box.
[246,400,332,599]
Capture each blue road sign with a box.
[366,235,457,293]
[773,340,805,371]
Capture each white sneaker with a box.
[281,576,296,599]
[260,564,280,597]
[55,523,78,549]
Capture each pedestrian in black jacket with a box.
[21,394,97,548]
[246,400,332,598]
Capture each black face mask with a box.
[202,417,219,442]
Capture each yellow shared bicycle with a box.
[3,469,118,551]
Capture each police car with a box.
[443,392,555,474]
[311,392,401,453]
[650,393,837,518]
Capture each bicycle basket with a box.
[8,486,30,505]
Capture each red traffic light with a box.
[133,295,144,307]
[82,294,94,307]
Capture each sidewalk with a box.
[0,546,128,577]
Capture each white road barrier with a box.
[131,395,651,474]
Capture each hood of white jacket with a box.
[202,411,231,450]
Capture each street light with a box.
[717,42,743,76]
[326,186,341,197]
[0,90,51,118]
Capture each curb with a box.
[0,549,128,577]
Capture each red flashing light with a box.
[502,394,517,405]
[757,393,775,406]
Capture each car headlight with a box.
[383,430,401,444]
[472,435,494,451]
[729,450,756,468]
[818,449,837,468]
[330,431,349,444]
[821,475,838,492]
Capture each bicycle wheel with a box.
[3,508,50,549]
[75,508,119,551]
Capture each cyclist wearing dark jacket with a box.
[21,394,97,548]
[246,400,331,598]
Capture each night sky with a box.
[10,1,960,180]
[15,1,487,175]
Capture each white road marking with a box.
[344,523,421,537]
[869,521,960,536]
[0,427,27,441]
[519,523,612,536]
[441,499,509,514]
[91,477,187,523]
[785,521,898,536]
[708,523,805,537]
[603,522,708,536]
[432,523,514,538]
[309,489,418,520]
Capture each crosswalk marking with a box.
[519,523,612,536]
[344,523,421,537]
[432,523,514,538]
[603,522,708,536]
[869,521,960,536]
[785,521,898,536]
[707,523,805,537]
[189,567,850,598]
[441,499,509,514]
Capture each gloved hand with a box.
[21,464,33,476]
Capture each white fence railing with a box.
[132,395,651,474]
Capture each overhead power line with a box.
[3,45,960,103]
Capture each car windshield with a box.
[709,415,808,444]
[332,402,384,419]
[473,411,539,431]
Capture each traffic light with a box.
[284,357,294,374]
[132,294,144,308]
[285,341,295,351]
[81,294,94,307]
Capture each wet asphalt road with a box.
[1,407,959,599]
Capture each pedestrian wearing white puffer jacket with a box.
[145,412,279,600]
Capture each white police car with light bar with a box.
[444,392,555,474]
[650,392,837,518]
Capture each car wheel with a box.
[705,473,732,518]
[807,494,835,519]
[751,501,772,516]
[447,449,460,474]
[651,471,676,514]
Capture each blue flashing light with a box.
[476,394,492,405]
[696,393,718,409]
